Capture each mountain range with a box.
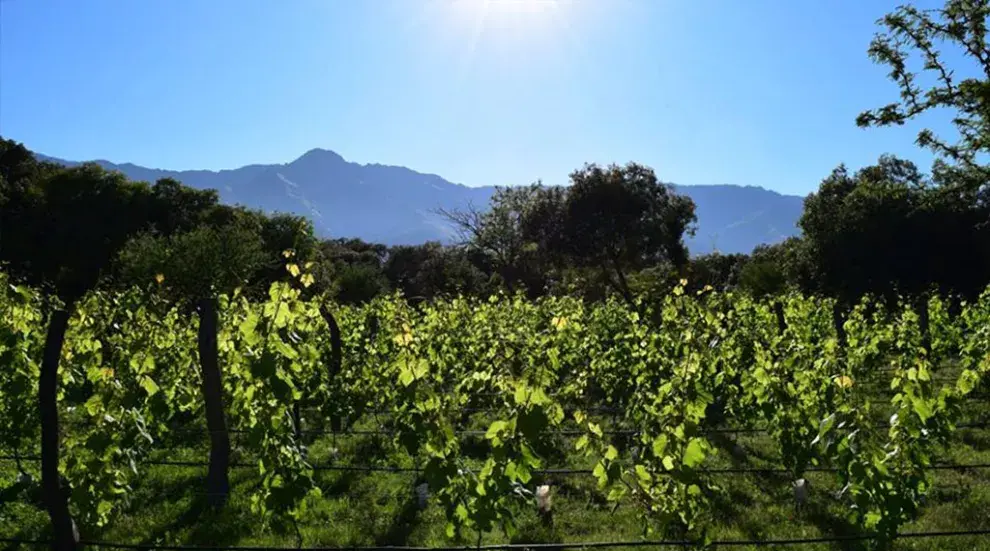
[37,148,805,255]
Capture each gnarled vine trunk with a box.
[39,309,79,551]
[197,298,230,508]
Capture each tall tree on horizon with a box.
[858,0,990,201]
[562,162,697,306]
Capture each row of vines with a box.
[1,263,989,548]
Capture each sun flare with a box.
[446,0,569,52]
[478,0,560,14]
[448,0,565,29]
[405,0,580,81]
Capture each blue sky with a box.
[0,0,956,195]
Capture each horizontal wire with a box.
[6,528,990,550]
[4,455,990,476]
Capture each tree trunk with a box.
[603,256,635,308]
[613,266,634,307]
[197,298,230,509]
[39,309,79,551]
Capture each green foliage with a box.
[685,253,747,293]
[441,164,697,304]
[0,155,153,301]
[799,155,990,302]
[115,221,268,302]
[439,184,563,296]
[2,269,990,543]
[384,242,490,300]
[332,262,390,305]
[564,163,696,270]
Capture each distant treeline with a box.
[4,0,990,307]
[2,137,988,309]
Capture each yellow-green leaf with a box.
[140,376,160,397]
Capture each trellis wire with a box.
[4,455,990,476]
[4,528,990,549]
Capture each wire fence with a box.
[47,418,990,440]
[5,528,990,550]
[5,455,990,476]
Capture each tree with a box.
[857,0,990,195]
[437,184,561,295]
[4,163,155,301]
[147,177,221,235]
[384,242,489,300]
[738,238,815,297]
[115,221,268,303]
[332,263,389,304]
[321,238,389,267]
[312,238,390,303]
[0,137,45,189]
[254,212,319,290]
[686,253,748,292]
[798,154,990,302]
[800,157,922,302]
[561,163,696,306]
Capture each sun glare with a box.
[478,0,560,14]
[444,0,571,59]
[401,0,582,83]
[447,0,566,32]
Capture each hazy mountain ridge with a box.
[36,149,804,254]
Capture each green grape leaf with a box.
[652,435,668,457]
[683,438,706,468]
[662,456,675,471]
[139,376,160,397]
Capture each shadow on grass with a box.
[709,433,753,466]
[130,471,260,547]
[708,485,755,525]
[959,429,990,451]
[318,469,363,497]
[545,474,609,509]
[350,435,394,465]
[137,491,240,548]
[801,500,868,551]
[374,490,422,546]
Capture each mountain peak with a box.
[292,148,345,166]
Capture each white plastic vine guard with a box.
[415,482,430,510]
[536,485,552,512]
[793,478,809,506]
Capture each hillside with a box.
[37,149,804,254]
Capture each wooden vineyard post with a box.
[917,294,932,356]
[319,305,343,380]
[832,302,847,348]
[39,309,79,551]
[319,305,343,432]
[292,402,303,441]
[773,301,787,335]
[368,314,379,343]
[197,298,230,508]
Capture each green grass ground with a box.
[3,409,990,551]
